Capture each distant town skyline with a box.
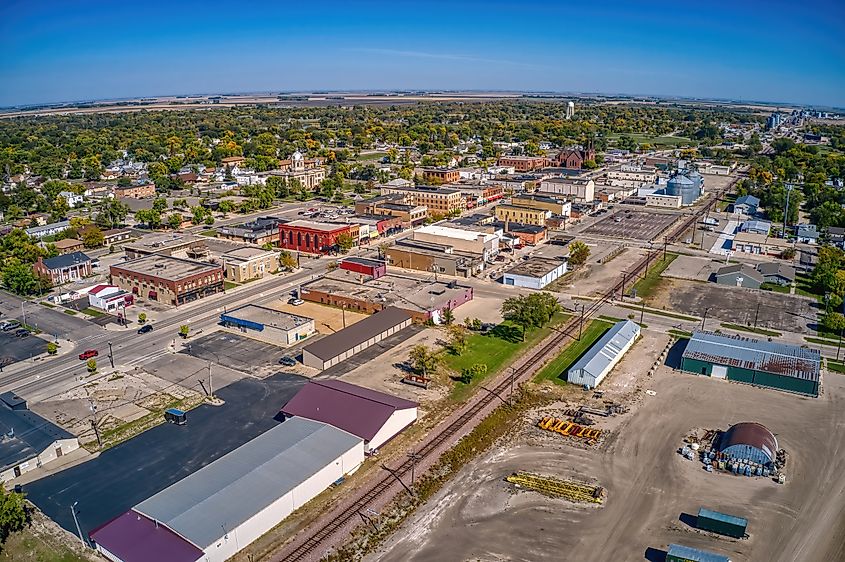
[1,0,843,108]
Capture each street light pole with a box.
[107,341,114,369]
[509,367,515,405]
[701,307,709,331]
[71,502,85,546]
[20,301,26,327]
[579,304,585,341]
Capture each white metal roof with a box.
[568,320,640,379]
[415,224,497,243]
[134,418,362,549]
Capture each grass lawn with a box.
[224,281,239,290]
[805,336,841,346]
[62,309,76,316]
[443,312,571,401]
[632,253,678,300]
[616,303,698,321]
[826,359,845,373]
[354,151,387,161]
[668,329,693,338]
[82,307,105,317]
[761,282,791,294]
[720,323,781,337]
[39,301,55,308]
[794,273,823,301]
[199,229,217,237]
[0,523,89,562]
[533,320,614,386]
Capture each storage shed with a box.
[302,306,413,370]
[281,380,418,453]
[667,544,731,562]
[681,331,821,396]
[92,418,364,562]
[219,304,314,346]
[717,422,778,466]
[567,320,640,388]
[696,507,748,538]
[502,257,568,289]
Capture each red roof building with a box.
[281,379,418,453]
[278,220,352,255]
[90,510,203,562]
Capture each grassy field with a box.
[668,329,693,338]
[794,273,823,301]
[720,323,782,337]
[223,281,238,290]
[0,524,90,562]
[534,320,614,386]
[605,133,691,147]
[632,253,678,300]
[443,312,571,401]
[826,359,845,373]
[805,336,840,346]
[761,282,791,294]
[199,229,217,237]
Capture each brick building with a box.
[218,216,284,246]
[278,220,353,254]
[496,156,550,172]
[114,183,155,199]
[378,185,464,214]
[221,247,280,283]
[421,168,460,184]
[110,254,224,306]
[33,252,92,285]
[554,144,596,169]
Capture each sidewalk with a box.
[10,447,96,487]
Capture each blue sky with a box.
[1,0,843,107]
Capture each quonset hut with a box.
[717,422,778,466]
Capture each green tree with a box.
[135,208,162,229]
[279,250,298,270]
[409,345,437,378]
[50,195,69,222]
[336,232,355,253]
[191,206,209,225]
[0,487,27,540]
[86,358,97,373]
[568,240,590,266]
[138,313,147,324]
[168,213,183,229]
[81,226,105,248]
[822,312,845,335]
[812,246,845,295]
[95,199,130,228]
[179,325,190,338]
[218,200,234,215]
[460,363,488,384]
[501,294,550,341]
[1,262,47,295]
[441,305,455,325]
[446,324,468,355]
[47,342,58,355]
[152,197,168,212]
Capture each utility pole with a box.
[663,237,668,261]
[407,451,422,486]
[21,301,26,327]
[700,308,709,331]
[783,184,793,240]
[107,341,114,369]
[342,304,347,329]
[208,361,213,398]
[579,304,585,341]
[754,303,761,327]
[88,398,101,448]
[640,298,646,325]
[509,367,516,405]
[620,271,628,302]
[71,502,85,546]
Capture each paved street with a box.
[24,372,306,539]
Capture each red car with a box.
[79,349,98,360]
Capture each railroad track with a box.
[278,248,661,562]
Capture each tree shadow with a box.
[491,324,523,344]
[644,547,666,562]
[679,512,698,529]
[392,361,414,375]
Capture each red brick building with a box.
[109,254,223,306]
[421,168,460,183]
[496,156,550,172]
[278,220,353,254]
[554,143,596,169]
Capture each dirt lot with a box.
[581,210,679,241]
[662,254,724,282]
[369,360,845,562]
[561,245,647,297]
[648,277,815,334]
[267,300,368,334]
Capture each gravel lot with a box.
[369,366,845,562]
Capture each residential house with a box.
[52,238,84,255]
[796,224,819,244]
[713,264,764,289]
[757,262,796,286]
[58,191,84,208]
[826,226,845,248]
[732,195,760,215]
[33,252,92,285]
[25,220,70,239]
[740,220,772,236]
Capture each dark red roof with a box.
[89,510,203,562]
[719,422,778,459]
[281,380,417,442]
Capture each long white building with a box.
[567,320,640,388]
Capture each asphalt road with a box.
[25,371,307,539]
[0,292,102,341]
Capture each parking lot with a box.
[182,331,296,372]
[0,330,47,367]
[25,371,307,540]
[581,210,679,241]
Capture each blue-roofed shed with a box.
[697,507,748,538]
[667,543,732,562]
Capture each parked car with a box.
[278,356,297,367]
[288,298,305,306]
[14,329,30,338]
[79,349,98,360]
[2,320,21,332]
[137,324,154,334]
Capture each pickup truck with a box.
[79,349,99,360]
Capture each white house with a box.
[58,191,84,208]
[567,320,640,388]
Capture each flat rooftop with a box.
[282,220,350,232]
[415,224,497,243]
[506,257,566,278]
[221,304,312,331]
[112,254,221,281]
[302,270,471,313]
[221,246,276,261]
[124,233,206,251]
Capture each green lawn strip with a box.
[760,282,790,294]
[616,303,698,321]
[63,309,76,315]
[224,281,239,290]
[668,329,693,338]
[533,320,614,386]
[82,307,105,317]
[199,229,217,237]
[720,323,781,337]
[631,253,678,299]
[826,359,845,373]
[805,336,841,346]
[443,312,571,401]
[598,314,647,328]
[39,301,55,308]
[92,394,205,451]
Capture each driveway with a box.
[24,372,307,539]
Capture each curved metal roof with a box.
[719,422,777,459]
[668,174,694,186]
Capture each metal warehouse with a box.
[717,422,778,466]
[680,331,820,397]
[219,304,315,346]
[281,379,418,453]
[302,306,413,370]
[90,418,364,562]
[666,543,731,562]
[567,320,640,388]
